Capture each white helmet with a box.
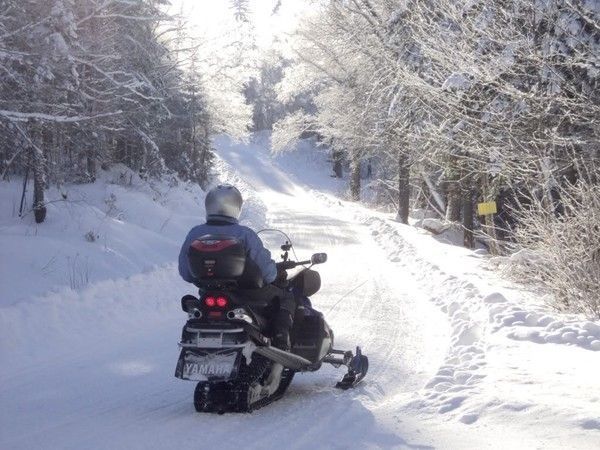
[205,184,243,220]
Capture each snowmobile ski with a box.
[335,347,369,390]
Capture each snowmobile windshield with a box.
[257,228,308,275]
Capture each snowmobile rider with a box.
[178,184,294,351]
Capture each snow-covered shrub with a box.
[104,193,119,217]
[506,183,600,318]
[84,230,98,243]
[419,218,451,235]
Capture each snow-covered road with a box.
[2,136,599,449]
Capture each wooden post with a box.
[19,166,29,217]
[483,213,500,255]
[481,174,500,255]
[477,201,499,254]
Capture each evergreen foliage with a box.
[0,0,215,222]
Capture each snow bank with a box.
[418,217,451,235]
[0,263,189,370]
[0,148,277,367]
[0,166,211,366]
[494,303,600,351]
[355,210,600,433]
[0,165,205,307]
[363,215,489,417]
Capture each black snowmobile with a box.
[174,232,368,413]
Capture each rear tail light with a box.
[203,295,228,308]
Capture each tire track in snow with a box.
[262,194,417,403]
[359,216,490,423]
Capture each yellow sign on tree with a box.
[477,201,497,216]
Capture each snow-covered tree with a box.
[0,0,219,221]
[272,0,599,314]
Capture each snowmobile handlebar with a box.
[276,253,327,270]
[277,260,311,270]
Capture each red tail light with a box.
[204,296,228,308]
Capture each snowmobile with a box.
[174,232,368,413]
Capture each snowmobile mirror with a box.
[311,253,327,265]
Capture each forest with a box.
[1,0,599,316]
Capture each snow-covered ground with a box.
[1,135,599,449]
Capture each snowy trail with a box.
[1,139,447,450]
[3,137,599,449]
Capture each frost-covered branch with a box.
[0,110,123,123]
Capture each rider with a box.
[178,184,294,350]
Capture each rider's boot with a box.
[272,330,291,351]
[272,303,293,351]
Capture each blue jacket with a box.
[178,217,277,284]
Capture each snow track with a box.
[1,138,446,449]
[2,136,599,449]
[363,216,489,418]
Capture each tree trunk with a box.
[30,129,47,224]
[349,153,360,201]
[198,122,211,189]
[462,184,474,249]
[86,146,96,182]
[397,151,410,224]
[446,181,461,221]
[332,150,343,178]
